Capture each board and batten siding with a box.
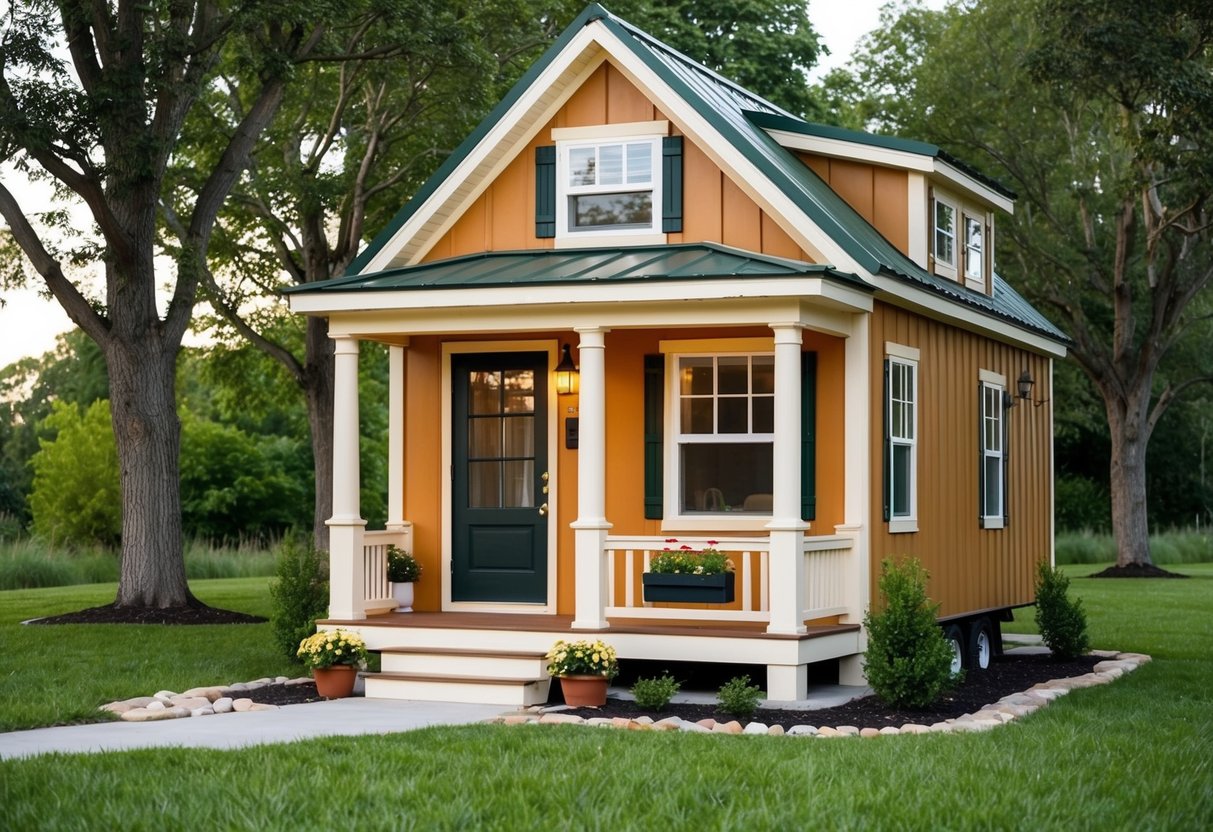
[868,302,1053,618]
[799,153,910,258]
[421,61,812,263]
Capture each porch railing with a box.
[362,529,410,610]
[602,534,855,624]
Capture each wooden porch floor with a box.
[321,611,859,642]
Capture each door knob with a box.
[538,502,549,516]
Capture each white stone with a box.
[678,722,712,733]
[212,697,234,714]
[190,706,215,717]
[231,698,254,712]
[836,725,860,736]
[248,703,279,712]
[743,722,769,735]
[539,713,583,725]
[100,696,156,714]
[145,700,166,712]
[152,690,177,702]
[787,725,818,736]
[283,677,313,686]
[274,676,290,684]
[879,726,900,736]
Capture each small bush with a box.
[863,558,956,708]
[631,675,680,710]
[386,546,421,583]
[1035,561,1090,660]
[717,675,763,718]
[269,535,329,662]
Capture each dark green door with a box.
[452,352,549,603]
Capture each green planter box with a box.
[642,571,735,604]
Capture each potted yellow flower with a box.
[546,638,619,707]
[297,629,370,699]
[386,546,421,612]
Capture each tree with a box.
[29,399,121,546]
[186,1,577,547]
[613,0,824,118]
[0,2,332,608]
[820,0,1213,571]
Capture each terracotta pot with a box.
[312,665,358,699]
[391,581,414,612]
[559,674,609,707]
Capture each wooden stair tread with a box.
[378,646,546,659]
[364,671,549,685]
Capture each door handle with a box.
[538,502,549,516]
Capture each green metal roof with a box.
[340,3,1065,344]
[286,243,868,294]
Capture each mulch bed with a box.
[1088,564,1188,579]
[27,604,266,626]
[243,681,346,707]
[563,653,1104,731]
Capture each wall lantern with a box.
[1016,370,1048,407]
[555,344,579,395]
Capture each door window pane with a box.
[468,417,502,459]
[470,371,501,414]
[468,461,501,508]
[503,415,535,457]
[503,369,534,413]
[502,460,535,508]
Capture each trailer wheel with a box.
[967,618,994,671]
[943,624,965,676]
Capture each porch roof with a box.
[283,242,871,295]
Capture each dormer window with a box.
[931,189,991,291]
[933,198,955,269]
[964,215,985,285]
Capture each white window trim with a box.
[555,131,664,243]
[887,349,918,534]
[932,195,958,280]
[963,212,987,291]
[980,376,1006,530]
[661,348,777,532]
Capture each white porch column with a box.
[571,327,612,630]
[766,323,809,640]
[326,335,366,620]
[385,345,412,548]
[838,313,872,685]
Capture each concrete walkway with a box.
[0,698,505,760]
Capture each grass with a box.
[0,538,278,589]
[1055,529,1213,565]
[0,578,300,732]
[1,564,1211,829]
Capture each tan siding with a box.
[721,176,762,251]
[868,302,1052,617]
[799,153,912,259]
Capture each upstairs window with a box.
[933,198,956,275]
[557,137,661,237]
[964,216,984,282]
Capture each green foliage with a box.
[1055,530,1213,565]
[648,539,731,575]
[1035,561,1090,660]
[269,536,329,662]
[716,674,763,718]
[296,629,369,670]
[862,558,956,709]
[28,400,121,547]
[631,674,681,711]
[1055,475,1112,533]
[386,546,421,583]
[545,639,619,679]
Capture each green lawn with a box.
[1,565,1211,830]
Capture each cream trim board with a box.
[659,336,774,353]
[884,341,920,361]
[551,120,668,140]
[907,173,929,269]
[979,368,1006,386]
[440,339,560,614]
[553,232,665,249]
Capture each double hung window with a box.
[933,198,956,273]
[559,137,660,236]
[674,354,774,515]
[980,379,1006,528]
[885,351,918,531]
[964,216,984,283]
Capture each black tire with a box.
[966,617,994,671]
[943,623,965,676]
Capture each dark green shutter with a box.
[801,351,817,521]
[644,354,664,519]
[882,359,891,522]
[535,145,556,238]
[661,136,683,233]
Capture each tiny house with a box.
[284,4,1065,704]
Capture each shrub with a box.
[862,558,956,708]
[717,675,763,718]
[631,675,681,710]
[269,535,329,662]
[386,545,421,582]
[1035,561,1090,660]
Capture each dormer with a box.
[749,112,1014,297]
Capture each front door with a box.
[451,352,549,604]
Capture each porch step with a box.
[362,671,551,706]
[364,647,552,705]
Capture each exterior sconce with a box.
[1016,370,1048,407]
[555,344,579,395]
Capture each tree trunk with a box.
[106,336,196,608]
[1106,391,1153,568]
[305,316,336,551]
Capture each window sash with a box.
[887,357,917,520]
[965,216,984,280]
[934,200,955,266]
[566,141,654,194]
[980,382,1005,520]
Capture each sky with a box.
[0,0,923,369]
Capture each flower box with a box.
[642,571,735,604]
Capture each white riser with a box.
[364,676,550,706]
[380,653,547,677]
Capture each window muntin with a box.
[965,216,984,282]
[675,354,774,514]
[887,357,917,522]
[562,139,657,234]
[981,381,1005,524]
[933,199,955,267]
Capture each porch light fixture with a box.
[555,344,579,395]
[1016,370,1048,407]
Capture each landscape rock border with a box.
[100,676,313,722]
[489,651,1151,738]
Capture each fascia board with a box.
[868,273,1067,357]
[765,129,1015,214]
